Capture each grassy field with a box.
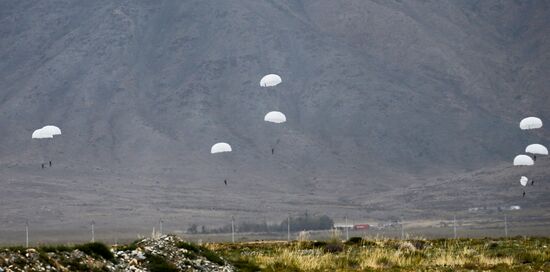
[208,236,550,271]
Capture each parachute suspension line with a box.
[211,142,232,186]
[32,125,61,168]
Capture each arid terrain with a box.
[0,0,549,243]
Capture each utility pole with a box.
[25,220,29,248]
[91,220,95,242]
[504,215,508,239]
[400,219,404,240]
[159,219,163,236]
[287,213,290,242]
[231,216,235,243]
[345,216,349,241]
[453,215,457,239]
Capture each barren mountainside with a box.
[0,0,549,239]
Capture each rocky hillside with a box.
[0,235,233,272]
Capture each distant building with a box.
[353,224,369,230]
[333,223,354,229]
[333,223,370,230]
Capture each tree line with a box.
[187,213,334,234]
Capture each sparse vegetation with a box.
[176,241,225,265]
[2,236,549,271]
[211,237,550,271]
[145,253,178,272]
[75,242,114,261]
[114,239,140,251]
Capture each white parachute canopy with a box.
[520,176,528,187]
[519,117,543,130]
[211,142,232,154]
[260,74,282,87]
[31,128,53,139]
[41,125,61,136]
[513,154,534,166]
[264,111,287,124]
[525,144,548,155]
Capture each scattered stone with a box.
[0,235,234,272]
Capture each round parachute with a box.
[264,111,287,124]
[42,125,62,136]
[525,144,548,155]
[32,128,53,139]
[260,74,282,87]
[513,154,534,166]
[520,176,528,187]
[519,117,543,130]
[211,142,232,154]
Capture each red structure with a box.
[354,224,370,230]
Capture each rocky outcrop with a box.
[0,235,233,272]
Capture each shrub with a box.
[116,239,140,251]
[146,254,178,272]
[38,252,57,268]
[487,241,499,249]
[410,240,427,250]
[362,240,377,247]
[345,237,363,245]
[324,242,344,253]
[202,248,225,265]
[75,242,114,261]
[176,241,224,265]
[312,241,327,248]
[231,258,261,272]
[517,251,544,264]
[39,244,72,253]
[176,241,201,253]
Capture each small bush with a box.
[487,241,499,249]
[517,251,544,264]
[362,240,377,247]
[231,258,261,272]
[39,244,72,253]
[312,241,327,248]
[146,254,178,272]
[76,242,114,261]
[410,240,427,250]
[176,241,201,253]
[202,247,225,265]
[116,239,140,251]
[38,252,57,268]
[345,237,363,245]
[324,242,344,253]
[176,241,224,265]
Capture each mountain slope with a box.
[0,0,549,237]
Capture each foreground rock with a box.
[0,235,234,272]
